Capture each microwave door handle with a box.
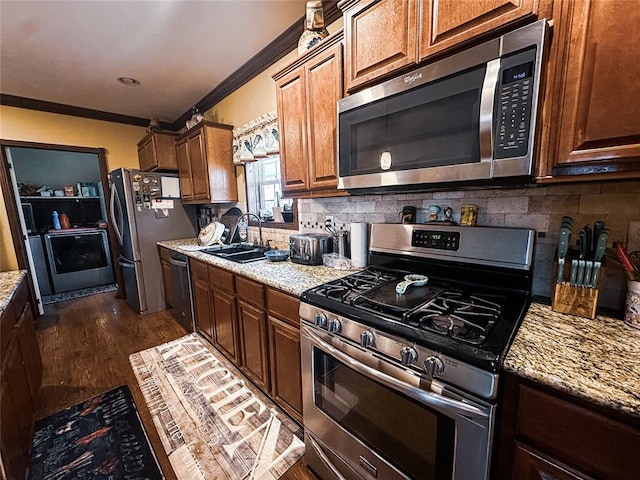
[479,59,501,169]
[303,327,489,420]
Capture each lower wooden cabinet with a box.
[189,258,303,422]
[498,373,640,480]
[0,276,43,480]
[159,246,174,308]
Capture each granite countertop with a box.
[158,238,354,296]
[0,270,27,317]
[505,303,640,418]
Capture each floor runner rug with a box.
[29,385,163,479]
[129,333,305,480]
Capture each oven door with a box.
[301,325,495,480]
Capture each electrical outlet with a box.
[628,221,640,253]
[324,216,334,231]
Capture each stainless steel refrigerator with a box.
[109,168,196,315]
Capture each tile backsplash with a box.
[240,180,640,311]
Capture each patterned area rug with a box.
[41,283,118,305]
[129,334,304,480]
[29,385,162,480]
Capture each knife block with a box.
[551,251,606,319]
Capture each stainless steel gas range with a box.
[299,223,535,480]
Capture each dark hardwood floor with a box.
[35,291,317,480]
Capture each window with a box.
[245,156,294,223]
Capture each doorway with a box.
[0,140,121,314]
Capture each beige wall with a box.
[0,105,146,271]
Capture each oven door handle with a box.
[304,327,489,420]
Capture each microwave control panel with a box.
[495,48,537,159]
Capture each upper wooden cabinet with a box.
[340,0,540,92]
[175,121,237,203]
[341,0,418,92]
[273,30,343,196]
[419,0,536,60]
[540,0,640,180]
[137,131,178,171]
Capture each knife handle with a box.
[556,257,565,284]
[570,259,578,286]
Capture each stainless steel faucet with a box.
[236,212,263,246]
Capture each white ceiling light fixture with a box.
[118,76,140,86]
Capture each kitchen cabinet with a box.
[158,246,174,308]
[191,259,213,342]
[175,121,237,203]
[340,0,541,92]
[267,288,302,422]
[236,276,269,391]
[209,265,239,363]
[273,30,343,196]
[137,131,178,171]
[539,0,640,181]
[497,373,640,480]
[1,276,42,480]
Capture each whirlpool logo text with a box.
[404,72,422,85]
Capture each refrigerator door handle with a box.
[110,184,124,246]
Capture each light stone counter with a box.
[0,270,27,317]
[504,302,640,418]
[158,238,354,297]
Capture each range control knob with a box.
[360,331,374,347]
[314,312,327,327]
[400,346,418,366]
[424,356,445,377]
[328,318,342,333]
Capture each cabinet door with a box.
[268,316,302,422]
[512,443,593,480]
[545,0,640,178]
[276,66,309,192]
[188,133,211,201]
[138,137,156,171]
[307,43,342,190]
[160,259,174,307]
[1,371,29,480]
[343,0,418,92]
[419,0,535,60]
[176,139,194,201]
[193,274,213,341]
[202,126,237,203]
[211,287,238,363]
[238,300,269,391]
[16,303,42,401]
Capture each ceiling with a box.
[0,0,312,127]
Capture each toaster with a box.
[289,233,333,265]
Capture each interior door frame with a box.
[0,139,124,311]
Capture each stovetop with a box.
[300,223,535,372]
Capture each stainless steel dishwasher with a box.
[169,252,194,332]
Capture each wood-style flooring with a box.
[36,291,318,480]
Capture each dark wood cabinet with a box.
[236,276,269,390]
[191,259,213,341]
[137,131,178,171]
[340,0,418,92]
[274,30,343,196]
[158,246,174,308]
[498,373,640,480]
[419,0,536,61]
[175,121,237,203]
[0,275,42,480]
[267,288,302,422]
[540,0,640,181]
[209,265,238,363]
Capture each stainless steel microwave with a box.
[337,19,548,192]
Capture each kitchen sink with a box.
[201,244,268,263]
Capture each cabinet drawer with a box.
[235,276,265,308]
[190,258,208,279]
[517,384,640,480]
[267,288,300,327]
[209,265,235,293]
[158,246,171,262]
[513,442,594,480]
